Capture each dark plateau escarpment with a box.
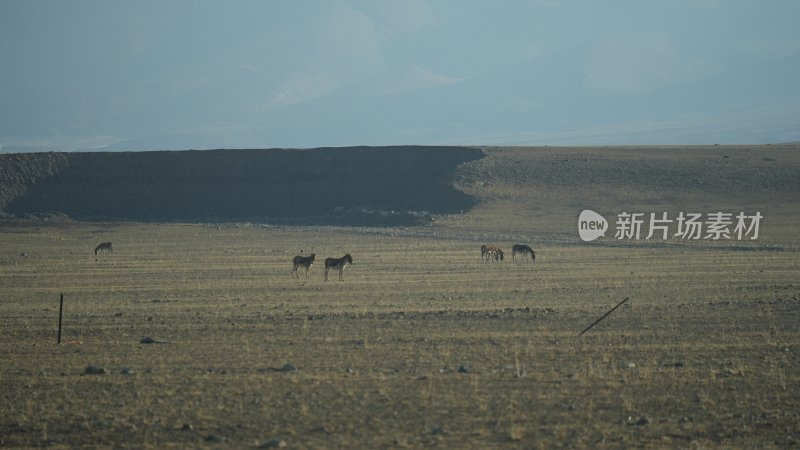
[0,146,483,225]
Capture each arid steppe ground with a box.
[1,145,799,449]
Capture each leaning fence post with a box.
[579,297,630,337]
[57,293,64,344]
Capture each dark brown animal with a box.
[94,242,112,255]
[512,244,535,263]
[324,254,353,281]
[291,254,316,278]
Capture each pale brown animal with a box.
[480,245,503,261]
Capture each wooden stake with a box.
[57,293,64,344]
[579,297,629,337]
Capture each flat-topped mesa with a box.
[0,146,484,225]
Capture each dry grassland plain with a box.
[1,145,799,449]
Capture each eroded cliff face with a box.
[1,146,484,225]
[0,152,70,213]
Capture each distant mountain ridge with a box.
[95,48,800,152]
[1,39,798,152]
[239,47,799,147]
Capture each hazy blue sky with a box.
[1,1,798,151]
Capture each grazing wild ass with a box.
[480,245,504,261]
[512,244,535,263]
[94,242,113,255]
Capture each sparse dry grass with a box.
[1,220,798,449]
[1,145,799,448]
[448,145,800,246]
